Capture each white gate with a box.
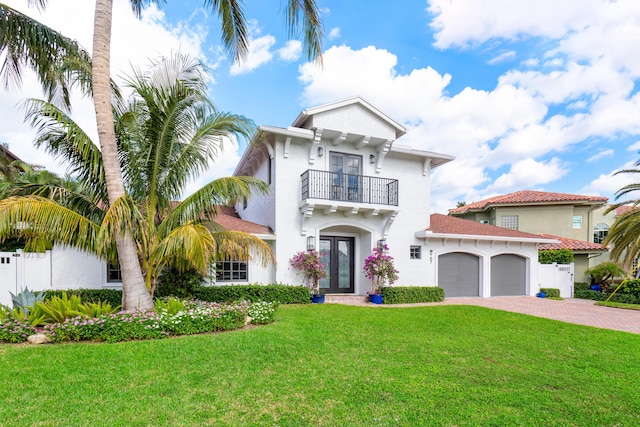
[0,252,19,306]
[538,262,574,298]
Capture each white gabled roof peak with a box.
[291,96,407,138]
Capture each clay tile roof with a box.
[538,234,606,252]
[427,214,549,239]
[615,205,636,216]
[450,190,608,214]
[214,207,273,236]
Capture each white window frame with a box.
[501,215,519,230]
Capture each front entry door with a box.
[319,237,355,293]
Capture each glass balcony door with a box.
[330,152,362,202]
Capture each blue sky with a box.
[3,0,640,212]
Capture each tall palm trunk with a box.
[92,0,153,311]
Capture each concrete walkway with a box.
[358,296,640,335]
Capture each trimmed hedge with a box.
[574,289,640,304]
[195,284,310,304]
[41,289,123,307]
[574,282,590,291]
[539,249,574,264]
[540,288,560,298]
[381,286,445,304]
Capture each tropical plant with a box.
[363,244,399,294]
[289,249,328,295]
[9,286,45,314]
[1,0,324,311]
[604,162,640,266]
[0,53,274,304]
[585,262,625,285]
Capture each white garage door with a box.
[491,254,526,296]
[438,252,480,297]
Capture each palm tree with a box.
[0,53,273,304]
[1,0,323,310]
[604,161,640,267]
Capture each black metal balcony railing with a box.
[301,170,399,206]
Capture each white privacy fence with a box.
[538,263,574,298]
[0,248,115,307]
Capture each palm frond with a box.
[212,230,274,267]
[203,0,248,62]
[97,195,144,258]
[0,4,91,110]
[152,222,217,276]
[0,195,100,253]
[158,176,269,233]
[285,0,324,63]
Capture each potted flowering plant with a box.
[363,244,399,304]
[289,249,328,303]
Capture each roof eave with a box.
[415,230,558,244]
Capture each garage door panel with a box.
[491,254,526,296]
[438,252,480,297]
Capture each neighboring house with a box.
[0,145,20,164]
[228,97,555,297]
[449,190,610,280]
[1,97,562,303]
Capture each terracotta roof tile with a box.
[450,190,608,214]
[538,234,606,252]
[427,214,549,239]
[215,207,273,236]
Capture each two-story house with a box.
[449,191,609,280]
[229,97,555,298]
[0,97,559,303]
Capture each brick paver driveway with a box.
[436,296,640,334]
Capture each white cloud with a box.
[587,149,615,163]
[277,40,302,62]
[488,50,516,65]
[581,160,638,197]
[486,157,568,192]
[628,141,640,152]
[328,27,341,40]
[427,0,604,49]
[230,34,276,75]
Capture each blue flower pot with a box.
[311,294,325,304]
[369,294,383,304]
[536,292,546,298]
[590,284,602,292]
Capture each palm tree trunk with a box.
[92,0,153,311]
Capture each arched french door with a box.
[318,236,355,293]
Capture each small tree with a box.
[585,262,625,285]
[289,250,328,295]
[363,244,399,294]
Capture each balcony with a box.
[301,169,399,206]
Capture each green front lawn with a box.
[1,304,639,426]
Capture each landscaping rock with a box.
[27,334,51,345]
[244,316,252,326]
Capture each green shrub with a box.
[540,288,560,298]
[247,301,277,325]
[574,290,607,301]
[585,262,625,284]
[538,249,574,264]
[154,297,186,315]
[155,268,205,298]
[381,286,445,304]
[607,293,640,304]
[42,289,123,308]
[195,284,310,304]
[618,279,640,298]
[574,282,590,291]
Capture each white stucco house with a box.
[223,97,556,297]
[0,97,560,305]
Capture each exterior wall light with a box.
[318,146,324,157]
[307,236,316,250]
[377,238,386,249]
[370,154,375,164]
